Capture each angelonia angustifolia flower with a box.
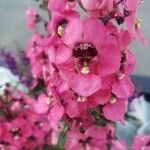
[0,0,146,149]
[0,85,58,149]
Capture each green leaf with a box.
[28,79,46,97]
[43,145,64,150]
[90,108,112,126]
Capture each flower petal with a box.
[48,44,72,64]
[62,18,83,47]
[48,0,67,12]
[89,89,111,105]
[98,44,121,76]
[69,73,101,97]
[112,77,134,99]
[103,99,127,122]
[126,0,140,10]
[49,104,64,130]
[66,100,87,118]
[119,30,131,49]
[126,50,136,73]
[83,18,107,50]
[34,94,50,114]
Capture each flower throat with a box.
[73,43,98,74]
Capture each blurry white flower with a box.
[0,67,27,95]
[129,95,150,124]
[137,122,150,135]
[116,121,138,145]
[117,95,150,145]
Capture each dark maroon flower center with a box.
[78,136,93,145]
[73,43,98,74]
[35,121,43,129]
[68,0,75,2]
[117,51,127,80]
[73,43,97,66]
[10,128,21,139]
[116,16,124,25]
[58,19,68,28]
[146,140,150,146]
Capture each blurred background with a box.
[0,0,150,92]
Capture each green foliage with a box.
[28,79,46,97]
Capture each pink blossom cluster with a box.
[0,86,127,150]
[0,84,149,149]
[0,86,58,149]
[26,0,146,149]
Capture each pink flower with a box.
[81,0,115,18]
[126,50,136,74]
[26,7,38,30]
[48,103,64,130]
[132,135,150,150]
[0,86,58,149]
[1,118,32,147]
[47,88,65,131]
[125,0,141,10]
[126,15,147,44]
[60,70,102,97]
[43,65,69,94]
[34,87,64,132]
[68,111,94,130]
[57,18,121,96]
[23,111,49,147]
[34,94,51,114]
[111,30,135,99]
[27,34,49,79]
[47,43,72,65]
[112,76,134,99]
[103,97,128,122]
[48,10,81,45]
[81,0,107,11]
[48,0,76,12]
[0,145,17,150]
[65,125,111,150]
[125,0,147,44]
[63,89,111,118]
[25,0,146,148]
[118,30,132,50]
[111,140,128,150]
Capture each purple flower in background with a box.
[0,48,33,88]
[129,90,142,101]
[17,50,33,87]
[0,49,18,75]
[5,53,19,75]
